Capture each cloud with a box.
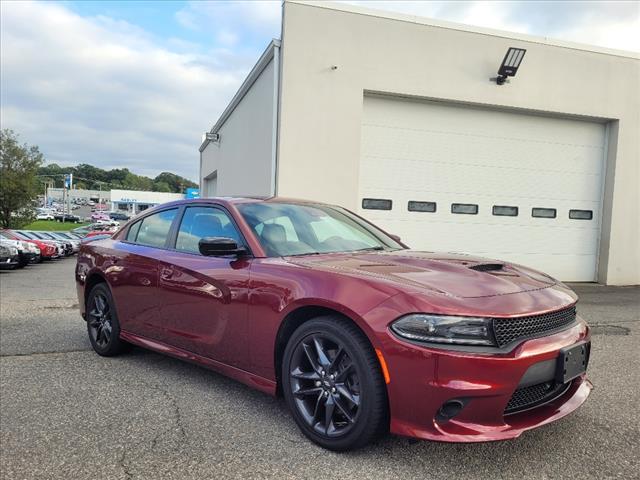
[176,1,281,48]
[1,1,254,180]
[1,0,637,184]
[342,1,640,51]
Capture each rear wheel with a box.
[86,283,127,356]
[282,316,388,451]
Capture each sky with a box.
[1,1,638,182]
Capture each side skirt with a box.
[119,330,277,396]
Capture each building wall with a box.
[48,188,109,201]
[110,189,184,205]
[277,1,639,284]
[200,57,277,198]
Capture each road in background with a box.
[1,259,638,479]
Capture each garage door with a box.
[358,95,606,281]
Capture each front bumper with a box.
[0,254,20,269]
[377,317,591,442]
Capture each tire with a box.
[282,316,388,451]
[86,283,127,357]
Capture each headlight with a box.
[390,314,496,346]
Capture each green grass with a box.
[22,220,90,231]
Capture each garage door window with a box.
[569,210,593,220]
[451,203,478,215]
[493,205,519,217]
[362,198,392,210]
[532,208,557,219]
[408,201,436,213]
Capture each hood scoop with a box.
[468,263,505,272]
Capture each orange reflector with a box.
[375,349,391,384]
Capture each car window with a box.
[238,203,403,257]
[135,209,178,248]
[127,221,142,242]
[175,206,242,254]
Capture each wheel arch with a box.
[83,271,109,318]
[273,304,382,397]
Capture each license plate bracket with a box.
[556,341,589,384]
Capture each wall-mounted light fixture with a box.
[206,132,220,142]
[493,47,526,85]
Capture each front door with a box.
[156,205,251,369]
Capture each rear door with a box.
[110,208,179,340]
[155,205,251,368]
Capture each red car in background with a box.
[1,230,59,259]
[75,198,591,451]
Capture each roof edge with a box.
[200,39,281,152]
[288,1,639,60]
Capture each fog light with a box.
[436,399,466,422]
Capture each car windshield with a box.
[15,231,37,240]
[237,202,403,257]
[31,232,53,240]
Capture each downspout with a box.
[270,40,281,197]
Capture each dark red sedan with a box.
[75,198,591,450]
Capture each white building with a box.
[110,189,185,214]
[48,187,184,214]
[199,0,639,285]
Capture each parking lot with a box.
[1,257,638,479]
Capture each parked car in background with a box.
[81,234,113,243]
[76,198,592,451]
[35,212,55,220]
[90,212,110,222]
[9,230,65,258]
[46,232,81,253]
[21,231,73,256]
[0,243,20,269]
[109,212,130,221]
[1,230,58,260]
[84,228,117,239]
[53,213,82,223]
[72,223,118,238]
[0,238,40,267]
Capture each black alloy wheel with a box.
[86,283,127,356]
[282,316,388,451]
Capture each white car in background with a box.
[35,212,55,220]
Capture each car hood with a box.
[286,250,558,299]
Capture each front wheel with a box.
[282,316,388,451]
[86,283,127,356]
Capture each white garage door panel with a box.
[359,96,606,281]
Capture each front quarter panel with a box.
[247,258,400,379]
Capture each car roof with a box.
[153,196,335,209]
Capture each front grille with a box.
[505,381,570,414]
[493,306,577,348]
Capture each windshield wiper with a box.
[351,246,385,252]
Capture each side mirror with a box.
[389,234,402,243]
[199,237,246,257]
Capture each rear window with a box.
[134,209,177,248]
[126,221,142,242]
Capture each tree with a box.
[154,172,198,192]
[0,129,44,228]
[152,181,171,192]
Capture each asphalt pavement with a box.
[1,258,639,479]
